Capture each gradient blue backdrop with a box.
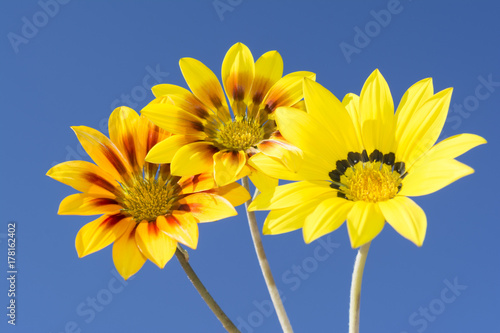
[1,1,499,332]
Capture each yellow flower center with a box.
[121,179,176,222]
[214,118,264,151]
[329,150,405,203]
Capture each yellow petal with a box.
[75,214,132,257]
[178,173,216,194]
[135,222,176,268]
[359,69,395,154]
[275,106,343,165]
[179,57,230,121]
[342,93,363,146]
[71,126,132,183]
[171,142,217,176]
[59,193,121,215]
[395,78,434,144]
[108,106,142,170]
[213,150,247,186]
[47,160,118,195]
[261,71,316,113]
[378,197,427,246]
[263,203,316,235]
[248,168,278,193]
[145,134,203,164]
[221,42,255,117]
[156,213,199,249]
[399,159,474,197]
[112,223,147,280]
[135,114,170,159]
[209,181,251,207]
[250,181,334,211]
[303,197,353,243]
[152,83,195,98]
[249,50,283,108]
[178,192,237,222]
[141,103,205,135]
[396,88,453,166]
[410,133,486,170]
[303,79,360,153]
[347,201,385,248]
[257,139,302,172]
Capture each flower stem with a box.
[349,242,371,333]
[242,177,294,333]
[175,245,240,333]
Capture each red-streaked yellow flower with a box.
[47,107,250,279]
[141,42,315,191]
[250,70,486,247]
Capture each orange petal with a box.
[156,213,199,249]
[47,161,119,196]
[112,223,147,280]
[178,192,237,223]
[135,222,177,268]
[213,150,247,186]
[75,214,132,257]
[59,193,121,216]
[178,173,216,194]
[249,50,283,107]
[108,107,142,171]
[71,126,132,183]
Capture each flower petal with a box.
[145,134,204,164]
[347,201,385,248]
[179,57,230,121]
[151,84,211,120]
[250,181,334,211]
[262,71,316,113]
[249,50,283,108]
[221,42,255,117]
[47,161,118,195]
[59,193,121,215]
[396,87,453,166]
[171,142,218,176]
[342,93,362,144]
[108,106,141,170]
[178,173,217,194]
[399,159,474,197]
[141,103,205,135]
[156,213,199,249]
[304,79,360,153]
[208,181,251,207]
[263,203,316,235]
[71,126,132,183]
[303,197,353,243]
[75,214,131,257]
[213,150,247,186]
[178,193,237,222]
[257,139,302,172]
[135,222,176,268]
[378,197,427,246]
[112,223,147,280]
[359,69,395,154]
[248,169,279,193]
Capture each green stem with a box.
[348,242,371,333]
[242,177,294,333]
[175,245,240,333]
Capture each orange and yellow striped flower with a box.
[142,42,315,191]
[47,107,250,279]
[250,70,486,247]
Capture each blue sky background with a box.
[1,1,499,332]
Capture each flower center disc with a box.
[121,180,174,222]
[344,162,402,202]
[215,119,264,151]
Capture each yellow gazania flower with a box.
[249,70,486,247]
[47,107,250,279]
[141,42,315,190]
